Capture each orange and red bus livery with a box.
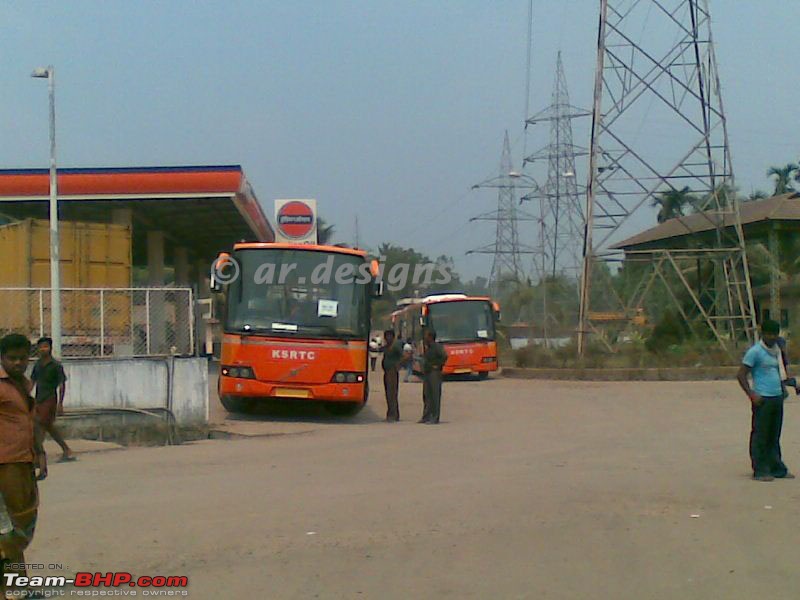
[214,243,381,415]
[391,293,501,379]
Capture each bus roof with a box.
[233,242,369,258]
[421,294,493,304]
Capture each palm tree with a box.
[746,190,769,202]
[767,163,797,195]
[317,217,335,244]
[652,187,695,223]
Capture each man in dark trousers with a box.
[0,333,48,597]
[419,328,448,424]
[31,337,75,462]
[737,319,797,481]
[381,329,405,422]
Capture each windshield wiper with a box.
[238,325,273,334]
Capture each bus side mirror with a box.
[494,309,501,322]
[419,315,429,328]
[210,270,223,293]
[210,253,233,292]
[369,260,383,298]
[493,302,501,322]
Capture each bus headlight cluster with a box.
[331,372,365,384]
[481,356,497,363]
[221,366,256,379]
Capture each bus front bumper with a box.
[443,361,498,376]
[219,376,366,403]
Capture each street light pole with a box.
[32,66,61,358]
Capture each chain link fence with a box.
[0,287,194,358]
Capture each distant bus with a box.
[391,294,501,379]
[213,243,381,415]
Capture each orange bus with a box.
[391,294,501,379]
[213,243,381,415]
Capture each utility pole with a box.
[32,66,62,358]
[468,131,539,297]
[525,52,590,281]
[577,0,756,355]
[538,214,549,348]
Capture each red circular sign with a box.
[277,201,315,239]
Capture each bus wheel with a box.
[478,372,489,381]
[325,402,364,417]
[220,395,254,414]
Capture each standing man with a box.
[419,328,448,425]
[382,330,405,422]
[737,320,797,481]
[31,337,75,462]
[0,334,47,597]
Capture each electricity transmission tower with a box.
[469,131,538,296]
[577,0,757,355]
[524,51,590,280]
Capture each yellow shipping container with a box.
[0,219,132,339]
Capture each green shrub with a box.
[513,344,558,368]
[646,310,688,353]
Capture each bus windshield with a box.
[428,300,495,343]
[225,248,369,339]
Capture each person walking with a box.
[381,330,405,422]
[0,333,48,597]
[419,328,448,425]
[31,337,75,462]
[403,338,415,383]
[369,336,382,372]
[737,319,797,481]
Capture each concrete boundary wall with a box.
[501,366,739,382]
[63,357,209,424]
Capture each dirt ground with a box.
[30,373,800,599]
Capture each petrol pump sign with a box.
[274,199,318,244]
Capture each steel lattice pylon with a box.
[469,131,538,296]
[577,0,757,354]
[525,52,590,280]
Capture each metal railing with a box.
[0,287,194,358]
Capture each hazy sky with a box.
[0,1,795,279]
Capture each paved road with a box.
[32,374,800,599]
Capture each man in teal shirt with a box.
[737,320,797,481]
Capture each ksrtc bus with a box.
[213,243,381,415]
[391,294,500,379]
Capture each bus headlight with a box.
[481,357,497,363]
[221,366,256,379]
[332,372,365,384]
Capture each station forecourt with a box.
[0,164,273,357]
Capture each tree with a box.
[317,218,335,244]
[375,243,462,304]
[497,274,535,323]
[746,190,769,202]
[767,163,797,195]
[463,276,489,296]
[688,182,738,213]
[652,187,696,223]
